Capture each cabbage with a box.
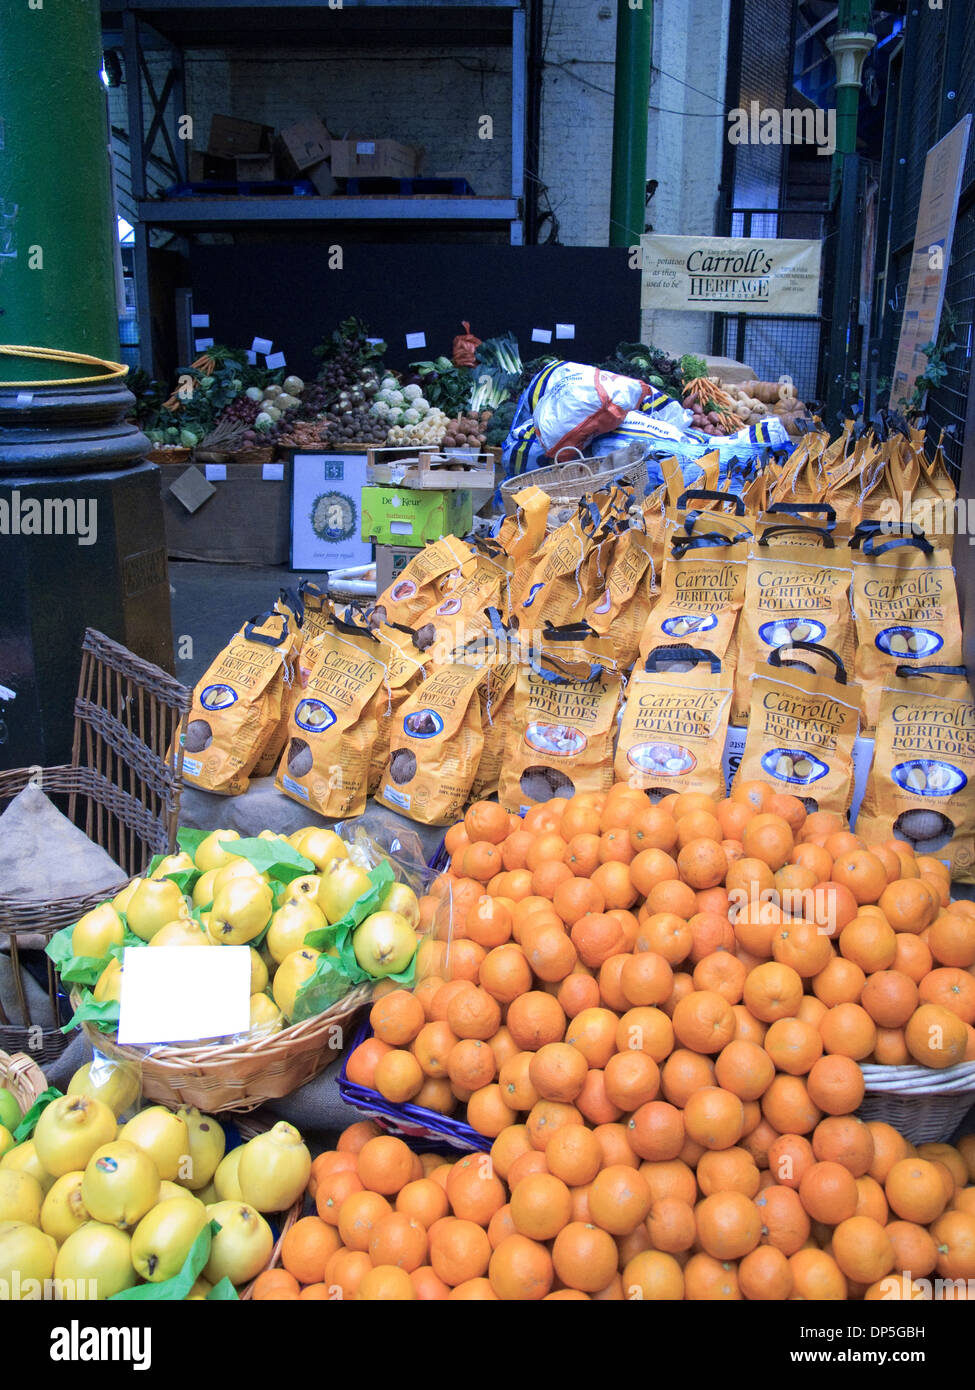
[245,386,262,402]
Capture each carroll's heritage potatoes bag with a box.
[372,534,473,628]
[615,647,734,799]
[511,501,608,629]
[586,523,659,670]
[499,624,621,812]
[376,661,488,824]
[275,612,390,818]
[734,643,862,817]
[408,546,509,659]
[734,527,854,726]
[858,664,975,880]
[469,661,519,802]
[638,535,748,668]
[181,610,300,796]
[851,533,963,733]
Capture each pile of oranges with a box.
[332,780,975,1299]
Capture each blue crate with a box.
[343,176,475,196]
[164,179,317,199]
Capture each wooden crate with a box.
[366,447,495,490]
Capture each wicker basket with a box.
[74,983,372,1114]
[858,1060,975,1144]
[233,447,274,466]
[0,1049,48,1117]
[1,631,191,1064]
[193,449,234,464]
[146,447,191,465]
[500,443,649,517]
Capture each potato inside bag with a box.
[615,646,733,799]
[851,533,963,733]
[372,533,473,628]
[274,610,390,818]
[376,661,489,825]
[499,623,621,812]
[734,641,862,817]
[180,610,300,796]
[858,663,975,880]
[638,533,748,667]
[734,525,854,726]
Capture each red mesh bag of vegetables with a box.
[452,321,481,368]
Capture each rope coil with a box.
[0,345,129,388]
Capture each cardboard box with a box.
[207,114,274,159]
[305,160,338,196]
[330,139,421,179]
[375,542,421,598]
[235,152,276,182]
[362,485,472,546]
[188,151,236,182]
[277,117,331,173]
[159,461,292,564]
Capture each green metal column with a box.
[609,0,653,248]
[0,0,119,382]
[828,0,876,204]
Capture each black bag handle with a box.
[768,640,847,684]
[329,608,379,641]
[758,524,835,548]
[670,531,738,557]
[298,578,328,604]
[278,586,304,624]
[861,530,934,558]
[676,488,746,515]
[243,612,291,647]
[643,645,721,673]
[767,501,837,526]
[893,663,968,680]
[542,618,599,642]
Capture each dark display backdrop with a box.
[189,245,640,378]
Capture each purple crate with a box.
[338,1016,490,1152]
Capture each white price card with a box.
[405,331,426,350]
[246,351,257,365]
[356,141,377,155]
[204,463,227,481]
[555,323,575,339]
[194,337,214,351]
[531,327,553,343]
[190,313,210,329]
[262,462,285,481]
[251,336,273,355]
[265,351,287,369]
[117,946,251,1045]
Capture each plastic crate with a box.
[338,1017,491,1152]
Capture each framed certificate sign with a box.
[290,452,372,571]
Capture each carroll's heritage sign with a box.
[640,235,822,316]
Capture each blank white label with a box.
[194,337,214,351]
[204,464,227,481]
[405,332,426,350]
[531,327,553,343]
[356,141,377,155]
[117,946,251,1045]
[555,323,575,339]
[190,313,210,328]
[262,462,285,481]
[265,351,287,369]
[251,336,273,355]
[390,520,415,535]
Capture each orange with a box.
[878,878,937,934]
[630,847,680,898]
[373,1049,425,1104]
[526,1099,584,1150]
[621,1249,684,1300]
[597,952,630,1013]
[789,1248,848,1300]
[412,1020,459,1079]
[800,881,859,935]
[742,961,803,1022]
[714,1039,775,1101]
[738,1245,794,1300]
[885,1158,948,1224]
[461,840,504,884]
[766,792,806,834]
[917,1142,968,1189]
[368,1212,429,1272]
[588,1164,652,1235]
[771,919,834,978]
[506,991,566,1051]
[918,967,975,1024]
[509,1172,573,1240]
[812,1115,875,1177]
[615,1005,675,1062]
[629,804,680,854]
[696,1147,760,1198]
[576,1069,622,1126]
[905,1002,968,1068]
[930,1211,975,1280]
[885,1220,938,1278]
[855,1174,889,1225]
[839,915,897,973]
[357,1264,415,1300]
[557,969,601,1019]
[760,1074,822,1136]
[445,985,503,1042]
[565,833,601,878]
[671,989,736,1055]
[798,1160,858,1224]
[819,1002,877,1060]
[695,1190,762,1261]
[753,1183,810,1255]
[812,955,865,1007]
[410,1265,451,1301]
[250,1269,299,1301]
[447,1277,500,1300]
[528,1042,589,1103]
[552,877,606,926]
[337,1120,383,1157]
[790,841,833,881]
[742,813,794,871]
[806,1054,865,1115]
[524,802,564,835]
[466,1084,518,1138]
[465,801,512,845]
[644,878,697,919]
[831,850,889,905]
[479,944,533,1004]
[688,913,737,966]
[345,1037,393,1089]
[860,969,918,1028]
[676,837,728,890]
[497,1053,539,1113]
[445,1154,506,1227]
[663,971,695,1017]
[488,1233,553,1301]
[636,912,693,965]
[337,1190,393,1252]
[552,1221,621,1293]
[315,1169,364,1224]
[486,1204,517,1250]
[565,1006,619,1068]
[726,857,776,902]
[620,951,673,1008]
[660,1048,716,1107]
[446,1038,497,1093]
[444,939,487,983]
[763,1017,823,1076]
[524,831,569,874]
[646,1196,696,1253]
[544,1124,602,1187]
[928,912,975,968]
[626,1100,685,1162]
[521,920,577,983]
[466,896,513,949]
[570,912,627,968]
[683,1252,742,1300]
[370,990,425,1047]
[603,1050,660,1110]
[428,1218,492,1286]
[683,1086,745,1151]
[591,860,638,910]
[501,829,535,871]
[767,1134,815,1190]
[396,1178,449,1229]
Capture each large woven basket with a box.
[858,1060,975,1144]
[500,443,649,517]
[74,983,371,1114]
[0,1049,48,1117]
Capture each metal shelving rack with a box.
[101,0,527,372]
